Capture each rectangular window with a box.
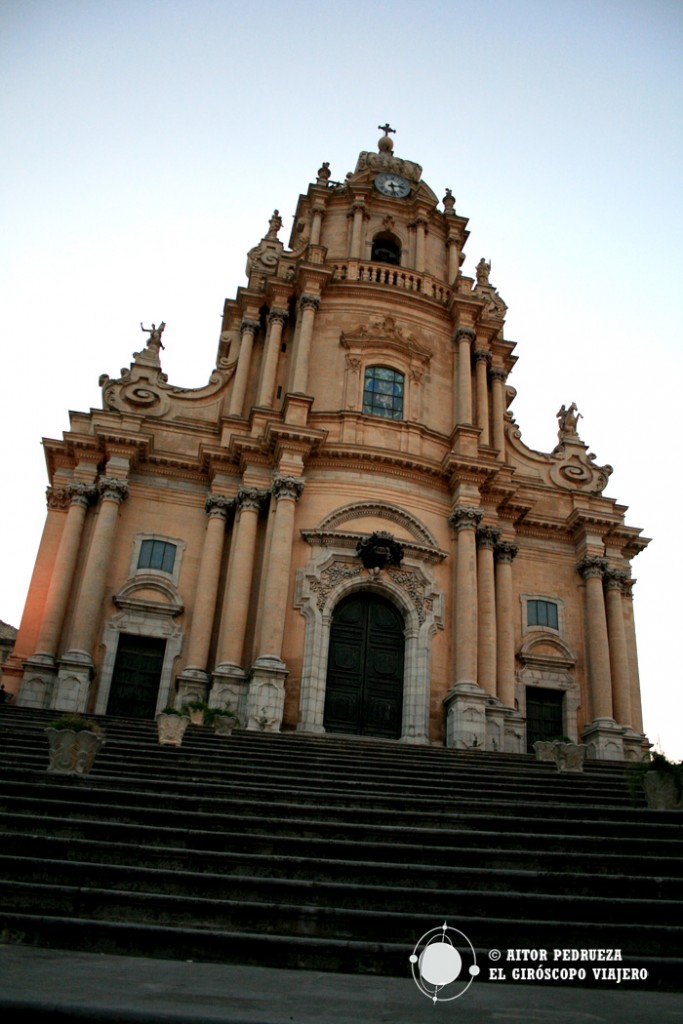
[527,599,559,630]
[138,539,176,574]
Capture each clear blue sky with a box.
[2,0,682,756]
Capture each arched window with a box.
[363,366,404,420]
[371,233,401,266]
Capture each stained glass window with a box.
[138,539,176,574]
[362,366,404,420]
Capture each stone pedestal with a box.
[210,663,249,722]
[622,728,648,762]
[582,717,625,760]
[174,668,210,708]
[53,650,94,713]
[246,656,288,731]
[444,682,488,750]
[17,653,57,708]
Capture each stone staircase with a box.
[1,705,682,989]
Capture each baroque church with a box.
[3,128,650,760]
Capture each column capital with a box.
[452,326,476,345]
[577,555,608,579]
[46,487,70,511]
[240,318,260,337]
[237,487,268,512]
[205,495,235,519]
[448,506,484,531]
[67,482,98,509]
[299,294,320,313]
[604,567,629,591]
[268,308,288,326]
[272,476,304,502]
[98,477,129,504]
[473,348,492,366]
[495,540,519,563]
[476,524,501,549]
[489,366,507,384]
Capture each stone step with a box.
[4,829,680,882]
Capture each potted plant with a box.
[630,751,683,810]
[210,706,240,736]
[185,699,211,726]
[156,706,190,746]
[45,714,104,776]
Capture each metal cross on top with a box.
[378,123,396,137]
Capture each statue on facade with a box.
[140,321,165,350]
[476,258,491,287]
[557,402,582,437]
[266,210,282,240]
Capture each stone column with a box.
[494,540,518,708]
[490,367,507,459]
[447,239,460,284]
[19,483,97,708]
[449,506,483,684]
[578,556,627,759]
[349,202,365,259]
[228,318,259,417]
[248,476,304,731]
[578,557,613,719]
[473,349,491,445]
[54,477,129,711]
[476,526,499,697]
[290,295,319,394]
[176,495,233,703]
[256,309,287,408]
[414,217,428,273]
[622,579,644,734]
[33,483,98,661]
[211,488,266,711]
[453,327,474,425]
[604,568,632,727]
[310,206,324,246]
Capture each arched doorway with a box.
[323,592,404,739]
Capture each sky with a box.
[1,0,682,758]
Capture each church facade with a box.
[4,130,650,759]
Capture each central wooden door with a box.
[107,633,166,719]
[526,687,564,751]
[323,593,404,739]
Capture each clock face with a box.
[374,173,411,198]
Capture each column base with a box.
[246,656,288,732]
[581,717,626,760]
[622,728,651,762]
[444,682,488,750]
[18,652,58,708]
[175,668,210,707]
[210,664,249,723]
[53,650,95,713]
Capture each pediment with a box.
[519,633,575,669]
[301,501,446,564]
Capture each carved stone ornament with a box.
[272,476,304,501]
[448,506,484,531]
[354,150,422,185]
[341,315,433,364]
[299,294,321,313]
[46,487,70,511]
[355,531,405,571]
[205,495,235,519]
[550,406,612,495]
[268,309,288,327]
[237,487,268,512]
[495,540,519,563]
[577,556,608,580]
[453,326,476,345]
[604,568,629,591]
[98,478,129,504]
[67,482,98,508]
[476,525,501,549]
[240,318,260,337]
